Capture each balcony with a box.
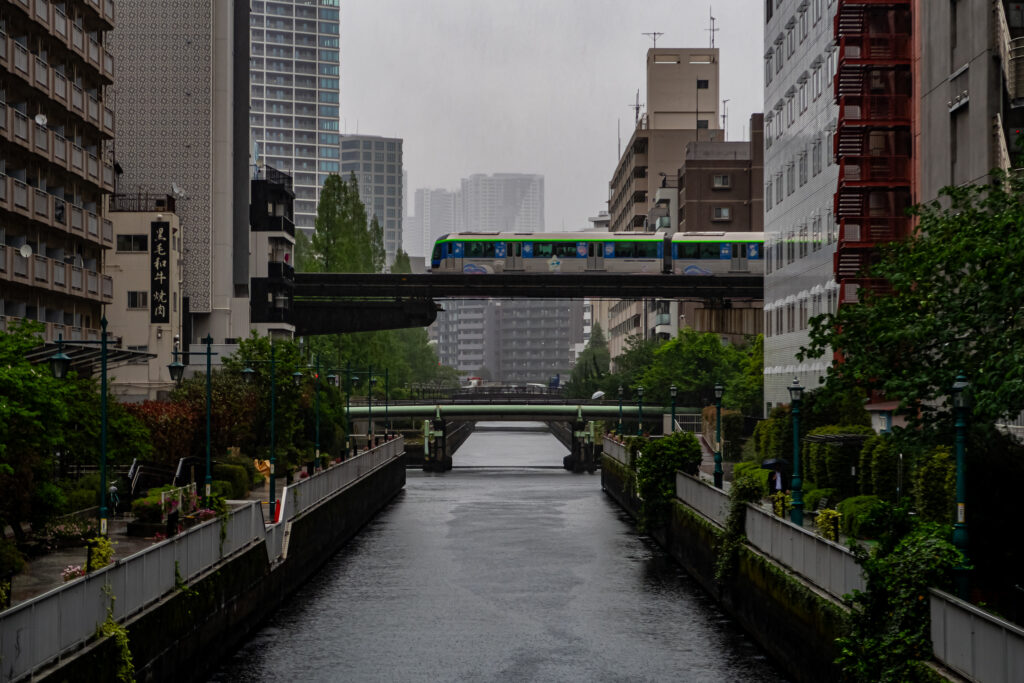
[0,175,113,247]
[0,247,110,302]
[837,94,911,126]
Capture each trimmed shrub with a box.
[0,540,26,575]
[913,445,956,523]
[858,435,882,495]
[733,460,769,493]
[634,431,702,531]
[837,494,885,538]
[804,425,875,496]
[210,480,234,500]
[870,437,903,502]
[212,463,250,499]
[131,496,162,523]
[804,487,837,511]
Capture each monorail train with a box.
[430,231,763,276]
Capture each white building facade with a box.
[763,0,841,413]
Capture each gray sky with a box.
[341,1,765,232]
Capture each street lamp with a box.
[168,335,217,506]
[714,383,724,488]
[951,375,969,559]
[49,319,111,535]
[617,385,624,434]
[242,341,278,522]
[788,377,804,525]
[670,385,678,433]
[636,386,645,436]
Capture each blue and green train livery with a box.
[430,231,763,276]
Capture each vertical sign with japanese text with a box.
[150,221,170,324]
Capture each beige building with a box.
[105,195,183,400]
[603,47,724,360]
[1,0,116,344]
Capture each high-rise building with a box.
[249,0,341,234]
[763,0,1020,415]
[457,173,544,233]
[110,1,252,347]
[1,1,117,343]
[413,188,457,259]
[339,134,403,267]
[603,47,723,361]
[762,0,842,413]
[489,299,583,385]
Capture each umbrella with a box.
[761,458,789,470]
[591,390,606,400]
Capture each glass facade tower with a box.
[249,0,341,234]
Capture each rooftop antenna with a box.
[642,32,664,49]
[630,89,642,125]
[721,99,729,140]
[707,8,719,48]
[617,118,621,158]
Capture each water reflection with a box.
[211,423,790,682]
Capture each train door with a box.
[586,242,604,270]
[731,242,749,272]
[447,241,464,272]
[505,241,524,271]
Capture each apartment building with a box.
[0,0,116,343]
[250,0,341,235]
[339,133,403,267]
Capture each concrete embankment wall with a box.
[42,458,406,683]
[600,456,846,683]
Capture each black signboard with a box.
[150,221,170,324]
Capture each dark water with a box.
[210,423,791,682]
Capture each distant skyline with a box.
[341,1,764,231]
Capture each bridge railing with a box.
[0,439,404,681]
[930,588,1024,683]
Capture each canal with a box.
[210,423,791,682]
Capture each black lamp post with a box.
[788,377,804,525]
[617,385,624,434]
[49,320,111,535]
[951,375,969,561]
[714,383,724,488]
[670,384,678,433]
[636,386,645,436]
[169,336,217,506]
[242,342,277,521]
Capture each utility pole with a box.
[707,9,719,48]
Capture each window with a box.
[786,303,795,333]
[116,234,148,252]
[812,137,823,176]
[697,79,709,89]
[127,291,148,309]
[812,0,822,24]
[765,56,773,85]
[775,46,783,73]
[697,119,709,129]
[799,151,808,186]
[799,224,809,258]
[787,26,795,57]
[713,207,731,221]
[776,308,784,335]
[786,163,795,195]
[786,96,794,126]
[799,11,808,42]
[775,172,784,204]
[826,51,835,85]
[787,230,796,263]
[713,174,731,188]
[799,298,808,330]
[799,82,807,112]
[766,180,773,210]
[775,236,784,269]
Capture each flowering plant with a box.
[62,565,85,582]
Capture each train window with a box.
[465,241,496,258]
[534,242,553,258]
[700,243,720,259]
[677,242,701,259]
[634,241,660,258]
[431,244,442,260]
[616,242,635,258]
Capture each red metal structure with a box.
[833,0,913,305]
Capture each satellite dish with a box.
[19,244,33,258]
[591,390,606,400]
[171,182,186,199]
[34,114,47,127]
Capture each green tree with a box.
[801,170,1024,434]
[391,249,412,274]
[603,334,662,396]
[565,323,610,399]
[369,215,385,273]
[303,173,374,273]
[637,329,746,409]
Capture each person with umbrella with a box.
[762,458,788,494]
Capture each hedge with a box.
[212,463,250,499]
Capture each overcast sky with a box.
[340,1,765,232]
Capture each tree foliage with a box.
[565,323,610,399]
[801,170,1024,433]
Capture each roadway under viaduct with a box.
[291,272,763,335]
